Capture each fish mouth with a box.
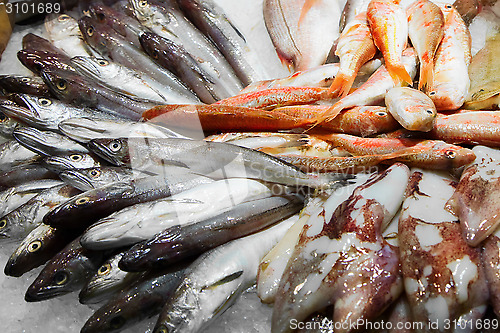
[43,156,75,172]
[25,284,67,302]
[4,254,26,277]
[12,127,47,156]
[87,140,124,166]
[0,96,39,123]
[59,170,95,190]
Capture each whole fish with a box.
[429,3,471,110]
[80,178,282,250]
[78,16,200,103]
[81,265,187,333]
[1,93,121,131]
[0,74,51,97]
[399,169,489,332]
[59,167,151,191]
[40,67,160,121]
[313,47,417,124]
[4,223,77,277]
[384,86,437,131]
[87,137,352,188]
[25,236,107,302]
[0,163,58,190]
[45,13,94,57]
[0,179,63,217]
[0,184,81,240]
[0,139,41,171]
[177,0,269,85]
[139,32,229,103]
[44,172,214,231]
[329,12,376,97]
[263,0,341,71]
[406,0,444,92]
[367,0,412,85]
[79,251,144,304]
[13,127,88,156]
[445,146,500,246]
[58,117,186,144]
[153,215,296,333]
[42,152,103,173]
[70,56,173,104]
[119,196,303,271]
[129,0,243,95]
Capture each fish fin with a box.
[386,62,412,86]
[298,0,319,26]
[307,102,343,129]
[418,56,434,92]
[328,72,355,98]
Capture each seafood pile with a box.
[0,0,500,332]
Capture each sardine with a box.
[43,152,103,173]
[384,86,437,131]
[87,137,352,188]
[13,127,88,156]
[0,74,51,97]
[44,172,214,231]
[45,13,94,57]
[153,214,297,333]
[119,195,304,271]
[25,236,107,302]
[399,169,489,331]
[0,184,81,240]
[80,178,282,250]
[59,167,150,191]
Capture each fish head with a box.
[0,210,22,239]
[22,33,60,53]
[45,13,79,40]
[58,167,110,191]
[71,56,111,79]
[12,127,53,156]
[0,107,20,136]
[88,138,130,166]
[129,0,154,21]
[78,16,111,55]
[436,142,476,169]
[17,49,73,75]
[0,75,46,95]
[40,68,90,104]
[427,82,467,111]
[43,153,101,173]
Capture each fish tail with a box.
[328,72,355,98]
[298,0,318,26]
[418,56,434,92]
[386,62,413,86]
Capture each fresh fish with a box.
[329,12,376,97]
[398,169,489,332]
[177,0,269,85]
[140,32,236,103]
[453,0,481,26]
[13,127,89,156]
[0,184,81,240]
[384,86,437,131]
[81,265,187,333]
[25,236,107,302]
[367,0,412,85]
[142,104,313,132]
[445,146,500,246]
[0,139,41,171]
[58,117,187,144]
[0,75,51,97]
[59,167,150,191]
[79,251,143,304]
[314,48,417,124]
[0,109,22,139]
[78,16,200,103]
[80,178,283,250]
[87,137,352,188]
[428,3,471,110]
[22,33,68,55]
[45,13,94,57]
[70,56,173,103]
[464,32,500,110]
[40,67,160,121]
[406,0,444,91]
[263,0,341,71]
[153,215,297,333]
[339,0,371,32]
[0,179,63,217]
[271,164,408,332]
[17,49,75,75]
[129,0,243,95]
[119,196,304,271]
[44,172,214,231]
[1,93,121,131]
[4,223,77,277]
[43,152,103,173]
[482,225,500,318]
[0,163,58,190]
[429,111,500,147]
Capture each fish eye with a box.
[0,219,6,229]
[109,316,125,329]
[376,111,387,117]
[426,109,435,115]
[97,263,111,276]
[21,77,30,83]
[155,325,168,333]
[87,26,94,37]
[0,112,7,122]
[53,271,69,285]
[445,150,456,158]
[139,0,148,7]
[38,98,52,106]
[75,197,90,205]
[445,4,452,9]
[28,240,42,253]
[58,14,70,21]
[56,79,67,91]
[70,154,83,161]
[109,140,122,152]
[89,169,100,178]
[97,59,109,66]
[428,91,436,96]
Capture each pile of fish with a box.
[0,0,500,332]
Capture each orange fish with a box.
[367,0,412,85]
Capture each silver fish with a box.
[45,13,95,57]
[0,110,22,139]
[0,139,41,171]
[59,167,150,191]
[13,127,89,156]
[43,153,103,173]
[0,75,51,97]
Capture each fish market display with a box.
[0,0,499,332]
